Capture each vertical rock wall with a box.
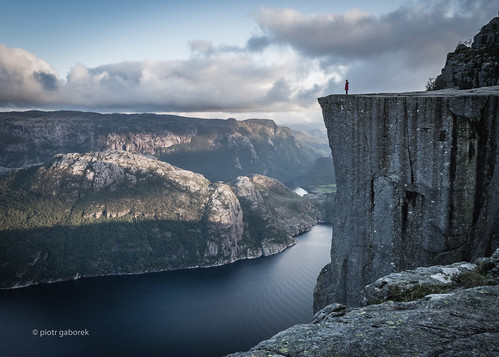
[315,87,499,308]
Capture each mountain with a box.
[433,16,498,89]
[299,156,335,187]
[0,150,318,289]
[0,111,322,183]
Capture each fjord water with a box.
[0,224,332,357]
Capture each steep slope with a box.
[0,111,319,183]
[434,16,498,89]
[0,151,317,289]
[315,86,499,308]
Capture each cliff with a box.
[228,250,499,357]
[434,17,498,89]
[315,86,499,307]
[0,151,317,289]
[0,111,320,183]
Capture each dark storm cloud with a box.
[249,0,497,93]
[33,71,59,91]
[254,0,496,60]
[264,78,291,103]
[0,44,62,104]
[246,36,271,52]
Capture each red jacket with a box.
[345,81,349,91]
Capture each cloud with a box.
[246,36,271,52]
[0,44,62,104]
[33,71,59,91]
[264,77,291,103]
[252,0,497,93]
[0,43,327,115]
[190,40,216,56]
[254,0,495,60]
[0,0,496,123]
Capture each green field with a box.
[306,184,336,194]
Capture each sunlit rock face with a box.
[0,151,318,289]
[315,87,499,307]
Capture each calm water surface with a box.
[0,224,332,357]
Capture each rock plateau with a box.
[316,86,499,308]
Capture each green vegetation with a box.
[384,285,453,303]
[0,154,317,288]
[237,179,301,247]
[306,184,337,194]
[299,156,335,188]
[452,265,488,288]
[0,219,205,287]
[376,266,489,304]
[0,160,211,288]
[426,77,437,91]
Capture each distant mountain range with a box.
[0,111,331,184]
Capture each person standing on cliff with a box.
[345,80,349,94]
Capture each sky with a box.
[0,0,497,127]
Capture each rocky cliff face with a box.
[315,86,499,307]
[0,111,319,183]
[434,17,498,89]
[0,150,317,289]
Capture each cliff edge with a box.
[315,86,498,307]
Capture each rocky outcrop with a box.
[227,251,499,357]
[434,17,498,89]
[0,111,319,183]
[234,174,317,238]
[315,86,499,307]
[0,151,318,289]
[362,248,499,305]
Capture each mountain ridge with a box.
[0,150,318,289]
[0,110,326,184]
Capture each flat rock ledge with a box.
[227,250,499,357]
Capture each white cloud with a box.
[0,42,327,116]
[0,0,496,126]
[0,44,62,103]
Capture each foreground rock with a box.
[228,251,499,357]
[229,286,499,357]
[0,151,317,289]
[362,248,499,305]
